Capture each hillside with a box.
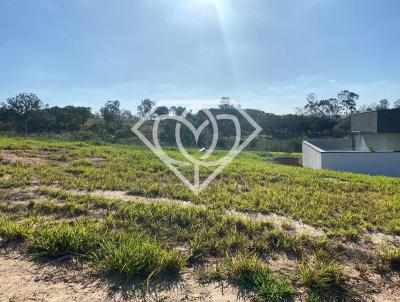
[1,136,400,301]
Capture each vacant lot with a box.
[1,136,400,301]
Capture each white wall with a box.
[321,152,400,177]
[302,141,322,169]
[356,133,400,152]
[302,140,400,177]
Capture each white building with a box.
[302,109,400,177]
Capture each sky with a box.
[0,0,400,114]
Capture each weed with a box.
[299,258,344,291]
[377,247,400,271]
[225,254,293,302]
[99,232,185,280]
[0,219,31,241]
[30,220,103,259]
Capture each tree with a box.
[376,99,390,110]
[317,98,342,118]
[75,107,92,126]
[100,100,122,123]
[47,106,92,131]
[121,110,133,119]
[367,103,378,111]
[393,99,400,109]
[170,106,186,116]
[219,97,235,110]
[303,95,341,118]
[337,90,358,116]
[303,93,320,116]
[154,106,169,116]
[301,91,359,117]
[137,99,155,117]
[6,93,45,133]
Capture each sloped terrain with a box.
[1,137,400,301]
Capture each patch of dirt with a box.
[0,150,49,165]
[73,189,197,208]
[143,269,245,302]
[0,150,69,166]
[320,176,348,184]
[67,188,325,237]
[229,210,325,237]
[0,250,245,302]
[91,157,107,163]
[0,187,39,200]
[0,251,113,302]
[369,232,400,247]
[272,156,301,167]
[343,264,400,302]
[267,254,300,278]
[0,173,12,181]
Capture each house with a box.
[302,109,400,177]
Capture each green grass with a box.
[299,258,344,291]
[199,254,293,302]
[377,247,400,271]
[99,232,184,279]
[0,218,32,241]
[0,218,185,282]
[1,136,400,299]
[1,136,400,237]
[226,254,293,302]
[0,186,309,300]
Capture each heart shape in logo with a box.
[132,104,262,194]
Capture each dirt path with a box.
[64,188,326,237]
[64,188,400,246]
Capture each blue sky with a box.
[1,0,399,114]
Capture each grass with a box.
[377,247,400,271]
[0,136,400,300]
[226,254,293,302]
[0,218,185,282]
[299,258,344,291]
[0,218,32,242]
[199,254,293,302]
[99,232,184,279]
[1,136,400,237]
[0,185,309,300]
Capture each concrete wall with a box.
[351,111,378,133]
[302,141,322,169]
[322,152,400,177]
[351,109,400,133]
[355,133,400,152]
[302,140,400,177]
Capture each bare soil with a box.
[0,250,243,302]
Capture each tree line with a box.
[297,91,400,118]
[1,91,398,151]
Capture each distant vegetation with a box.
[1,92,399,151]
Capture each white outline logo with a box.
[132,101,262,194]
